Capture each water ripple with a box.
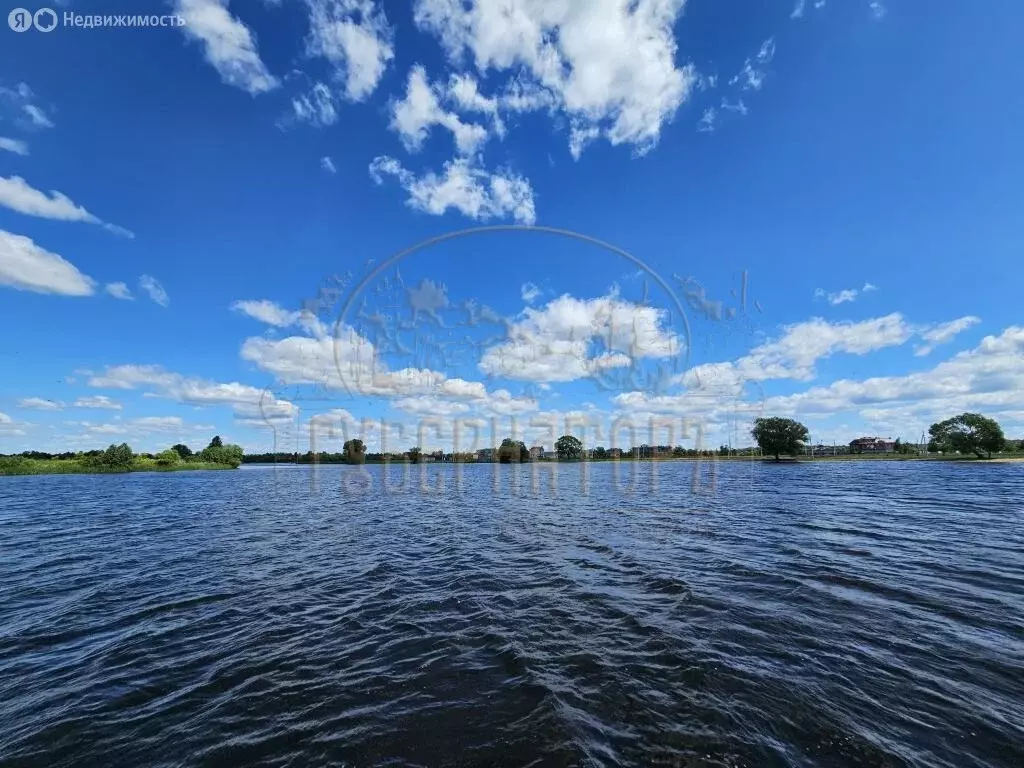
[1,461,1023,766]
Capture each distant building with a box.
[529,445,544,460]
[850,436,896,453]
[477,448,495,462]
[541,451,557,460]
[608,448,623,459]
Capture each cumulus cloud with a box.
[231,299,326,334]
[0,137,28,156]
[87,364,298,424]
[105,282,133,300]
[369,155,536,224]
[0,230,95,296]
[139,275,169,307]
[390,65,490,156]
[413,0,694,156]
[814,282,877,306]
[680,313,917,392]
[18,397,64,411]
[479,293,681,383]
[74,395,122,410]
[914,316,981,357]
[521,282,541,303]
[304,0,395,102]
[173,0,279,94]
[762,326,1024,430]
[0,176,133,237]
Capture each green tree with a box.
[407,446,422,463]
[497,438,529,463]
[592,446,607,460]
[89,442,134,470]
[342,438,366,464]
[927,439,939,453]
[555,434,583,460]
[1019,439,1024,451]
[171,443,193,460]
[199,443,244,468]
[928,413,1005,458]
[208,435,223,449]
[156,449,182,467]
[751,417,809,460]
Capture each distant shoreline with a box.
[0,460,238,476]
[242,453,1024,466]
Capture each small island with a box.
[0,436,244,476]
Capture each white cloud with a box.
[413,0,695,156]
[761,326,1024,432]
[74,395,122,410]
[479,293,681,382]
[814,283,876,306]
[0,137,28,156]
[87,364,298,424]
[0,230,95,296]
[292,82,338,126]
[139,275,169,307]
[729,37,776,91]
[869,1,887,20]
[321,156,337,174]
[369,155,536,224]
[681,313,917,392]
[0,176,133,237]
[791,0,806,18]
[914,316,981,357]
[231,299,325,332]
[304,0,395,102]
[71,416,216,439]
[521,282,541,303]
[0,83,54,129]
[23,105,53,128]
[173,0,279,94]
[18,397,64,411]
[0,412,11,424]
[721,98,748,116]
[697,107,716,133]
[105,282,133,300]
[390,65,490,156]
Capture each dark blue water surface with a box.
[1,461,1022,767]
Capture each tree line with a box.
[1,436,245,470]
[750,413,1019,460]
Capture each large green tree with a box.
[928,413,1005,458]
[171,443,193,459]
[407,446,422,463]
[342,438,366,464]
[751,417,809,460]
[555,434,583,460]
[497,438,529,463]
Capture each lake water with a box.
[1,461,1022,767]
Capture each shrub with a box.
[156,449,182,467]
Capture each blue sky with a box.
[1,0,1022,454]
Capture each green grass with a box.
[0,457,239,476]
